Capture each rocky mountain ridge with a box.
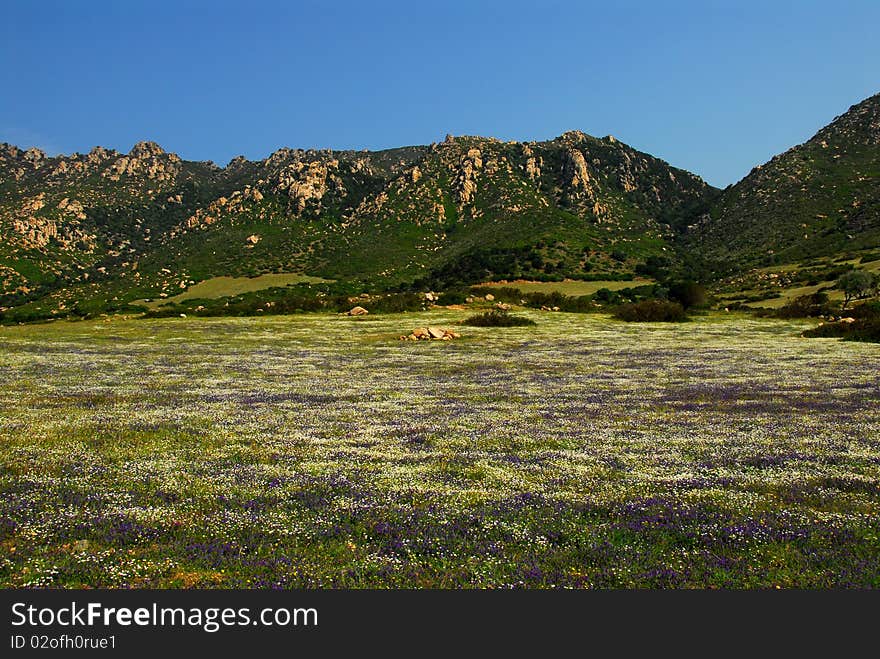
[2,91,878,321]
[0,129,714,317]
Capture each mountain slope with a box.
[0,131,715,318]
[690,93,880,270]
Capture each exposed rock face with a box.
[24,193,46,212]
[12,216,58,247]
[454,148,483,204]
[564,149,594,196]
[87,146,113,165]
[129,141,165,158]
[57,198,86,219]
[23,148,47,167]
[525,156,542,180]
[103,141,181,182]
[271,159,345,212]
[10,214,94,250]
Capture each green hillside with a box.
[689,92,880,272]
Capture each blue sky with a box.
[1,0,878,187]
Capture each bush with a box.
[522,291,593,313]
[802,301,880,342]
[461,310,536,327]
[775,292,834,319]
[613,300,687,322]
[368,293,425,313]
[593,288,621,305]
[803,318,880,342]
[436,289,468,305]
[667,281,707,309]
[469,286,523,303]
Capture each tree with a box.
[837,269,878,310]
[667,280,707,309]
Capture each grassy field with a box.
[135,274,334,308]
[722,256,880,309]
[480,279,653,296]
[1,311,878,588]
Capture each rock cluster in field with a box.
[399,326,460,341]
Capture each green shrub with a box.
[613,299,687,322]
[461,310,536,327]
[593,288,621,304]
[368,293,425,313]
[803,319,880,342]
[469,286,523,303]
[802,301,880,342]
[775,292,834,319]
[436,289,468,305]
[522,291,593,313]
[667,281,707,309]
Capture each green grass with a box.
[719,255,880,309]
[1,311,877,588]
[134,274,334,308]
[479,278,653,296]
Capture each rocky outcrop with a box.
[271,159,345,212]
[57,198,86,220]
[454,148,483,205]
[103,141,181,182]
[399,326,460,341]
[10,214,94,251]
[564,149,594,197]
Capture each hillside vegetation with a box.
[2,92,880,323]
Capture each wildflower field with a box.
[1,311,878,588]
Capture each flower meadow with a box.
[1,311,878,588]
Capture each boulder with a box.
[403,327,460,341]
[485,293,495,301]
[348,306,369,316]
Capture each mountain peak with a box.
[129,141,166,158]
[813,91,880,147]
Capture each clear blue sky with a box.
[2,0,878,187]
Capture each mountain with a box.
[690,93,880,270]
[3,92,879,322]
[0,131,714,318]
